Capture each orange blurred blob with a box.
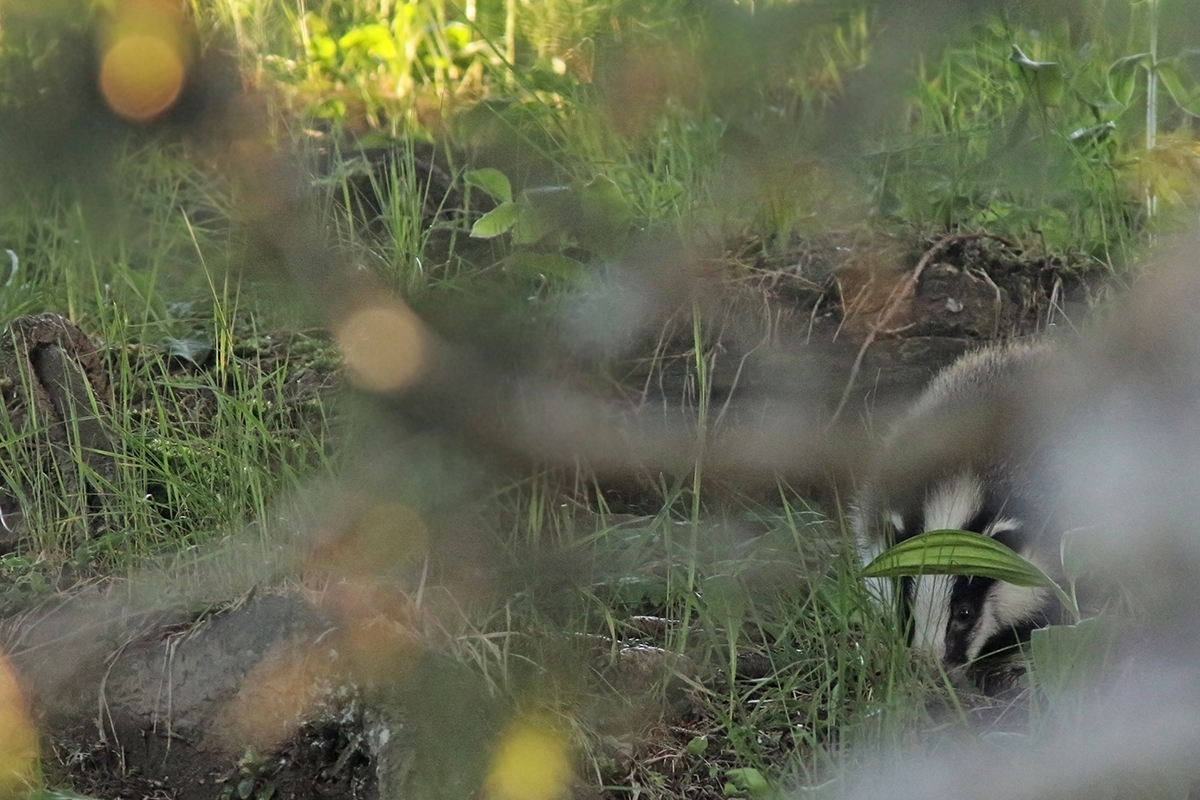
[98,0,192,122]
[315,500,431,577]
[100,35,186,121]
[213,585,422,752]
[0,651,39,796]
[210,641,329,754]
[334,608,420,687]
[335,303,427,393]
[600,41,702,138]
[486,717,573,800]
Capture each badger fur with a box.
[855,342,1065,688]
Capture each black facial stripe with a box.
[963,507,996,535]
[990,526,1026,553]
[943,574,995,666]
[899,575,914,645]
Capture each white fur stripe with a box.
[911,474,982,662]
[967,581,1051,661]
[912,574,953,662]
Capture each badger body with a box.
[855,342,1065,686]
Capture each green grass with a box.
[1,0,1197,798]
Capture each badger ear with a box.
[986,518,1028,549]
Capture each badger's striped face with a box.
[890,473,1055,670]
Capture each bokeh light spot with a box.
[211,642,328,754]
[357,501,429,567]
[486,718,572,800]
[100,34,186,122]
[336,304,427,393]
[0,651,39,796]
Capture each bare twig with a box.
[827,233,965,427]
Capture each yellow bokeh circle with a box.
[0,652,38,795]
[100,34,185,122]
[486,719,572,800]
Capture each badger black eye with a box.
[952,602,975,621]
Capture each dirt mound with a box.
[8,592,382,800]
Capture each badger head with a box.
[910,474,1057,665]
[873,470,1061,687]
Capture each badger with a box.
[854,342,1066,689]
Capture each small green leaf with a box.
[1068,121,1115,146]
[862,529,1054,588]
[470,201,520,238]
[1060,526,1105,583]
[511,204,555,245]
[1009,46,1064,108]
[1008,45,1057,70]
[33,789,107,800]
[504,252,583,282]
[443,21,471,50]
[311,34,336,62]
[1156,58,1200,117]
[685,734,709,756]
[465,168,513,204]
[701,572,748,624]
[1107,53,1151,107]
[338,24,398,61]
[164,336,214,367]
[578,175,633,228]
[725,767,773,799]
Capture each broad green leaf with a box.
[464,168,513,204]
[310,34,336,62]
[1032,68,1066,108]
[470,201,520,238]
[862,529,1054,588]
[1029,617,1116,698]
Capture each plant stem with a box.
[1145,0,1159,220]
